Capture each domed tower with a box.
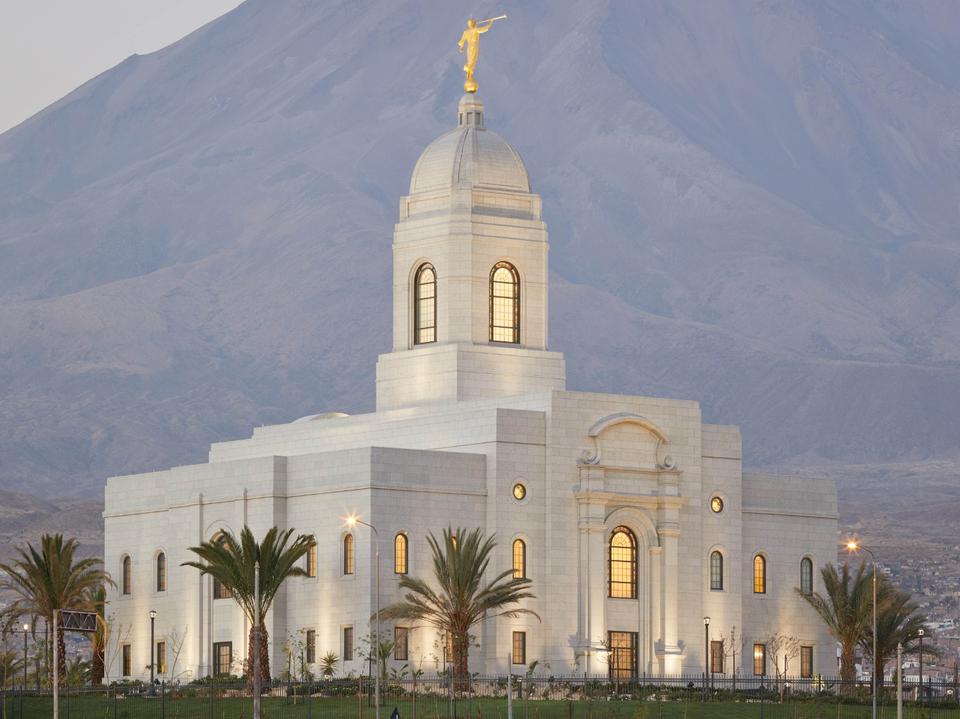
[376,95,566,410]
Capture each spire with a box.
[458,94,484,128]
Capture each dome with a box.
[409,95,530,194]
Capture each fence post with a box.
[760,675,765,719]
[208,684,213,719]
[507,664,512,719]
[307,680,312,719]
[359,675,363,719]
[161,681,165,719]
[113,688,118,719]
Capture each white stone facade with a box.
[103,95,837,683]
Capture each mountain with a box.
[0,0,958,531]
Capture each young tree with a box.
[166,626,189,682]
[765,633,801,695]
[719,626,739,685]
[0,534,112,677]
[380,527,538,683]
[183,526,313,684]
[319,651,340,678]
[797,562,872,684]
[163,626,189,682]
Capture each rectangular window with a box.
[394,627,409,661]
[156,641,166,674]
[306,630,316,664]
[121,644,131,677]
[608,631,638,680]
[213,577,230,600]
[800,646,813,679]
[307,542,317,578]
[512,631,526,665]
[343,627,354,661]
[444,634,454,664]
[213,642,232,677]
[710,640,724,674]
[753,643,767,676]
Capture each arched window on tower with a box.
[343,534,355,575]
[121,556,132,595]
[394,533,408,575]
[710,551,723,591]
[608,526,637,599]
[800,557,814,595]
[156,552,167,593]
[489,262,520,343]
[512,538,526,579]
[414,263,437,344]
[753,554,767,594]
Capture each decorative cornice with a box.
[574,489,688,511]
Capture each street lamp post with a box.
[22,623,30,690]
[149,610,157,688]
[346,514,380,719]
[918,628,924,704]
[704,617,711,693]
[847,541,877,719]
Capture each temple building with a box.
[103,93,837,682]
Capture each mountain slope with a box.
[0,0,958,500]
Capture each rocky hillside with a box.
[0,0,957,530]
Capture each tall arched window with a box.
[156,552,167,592]
[306,538,317,578]
[710,551,723,591]
[489,262,520,343]
[512,539,526,579]
[753,554,766,594]
[121,556,132,595]
[343,534,355,575]
[394,533,408,575]
[800,557,813,595]
[608,526,637,599]
[414,263,436,344]
[212,533,231,599]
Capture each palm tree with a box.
[183,526,313,684]
[864,582,930,690]
[88,585,107,685]
[797,562,871,685]
[0,534,112,678]
[380,527,538,681]
[0,649,22,690]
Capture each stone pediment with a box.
[579,412,676,470]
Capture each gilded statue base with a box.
[464,78,479,94]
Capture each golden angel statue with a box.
[457,15,506,93]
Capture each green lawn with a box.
[2,692,956,719]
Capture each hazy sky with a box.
[0,0,245,134]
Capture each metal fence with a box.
[1,675,958,719]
